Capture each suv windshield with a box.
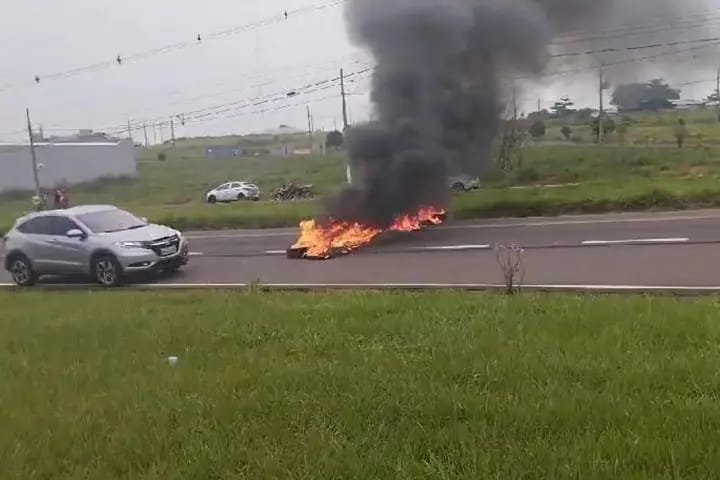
[77,209,146,233]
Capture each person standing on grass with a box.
[674,118,688,149]
[53,189,61,209]
[59,188,69,209]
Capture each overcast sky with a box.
[1,0,718,143]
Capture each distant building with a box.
[673,99,704,110]
[0,139,136,194]
[32,129,119,144]
[262,125,304,136]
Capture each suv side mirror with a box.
[66,229,86,240]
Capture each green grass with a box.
[543,108,720,145]
[3,291,720,478]
[4,137,720,234]
[0,148,345,233]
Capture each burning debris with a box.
[287,207,446,260]
[289,0,709,260]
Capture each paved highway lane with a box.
[4,243,712,288]
[2,210,720,287]
[182,209,720,257]
[151,243,720,287]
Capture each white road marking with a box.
[2,282,720,293]
[410,244,492,251]
[183,211,720,239]
[442,216,717,231]
[581,238,689,246]
[188,231,297,240]
[509,183,580,190]
[188,252,204,256]
[266,245,493,255]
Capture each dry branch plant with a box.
[494,244,526,295]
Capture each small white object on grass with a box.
[167,356,179,366]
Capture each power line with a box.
[9,1,714,96]
[549,36,720,60]
[552,7,720,43]
[523,39,720,82]
[552,18,720,47]
[18,36,720,140]
[111,67,373,132]
[121,35,720,128]
[0,0,347,93]
[28,53,371,126]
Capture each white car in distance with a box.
[206,181,260,203]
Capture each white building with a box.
[0,139,137,194]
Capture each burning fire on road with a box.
[287,207,446,260]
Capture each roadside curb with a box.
[2,283,720,296]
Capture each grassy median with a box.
[3,291,720,478]
[3,143,720,234]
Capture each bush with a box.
[157,152,167,162]
[325,130,344,149]
[617,124,628,144]
[529,120,546,139]
[481,169,509,183]
[592,117,616,138]
[561,125,572,140]
[515,167,540,183]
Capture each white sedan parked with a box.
[205,182,260,203]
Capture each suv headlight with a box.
[115,241,146,249]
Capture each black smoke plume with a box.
[325,0,710,227]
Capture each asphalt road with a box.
[3,209,720,288]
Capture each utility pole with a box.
[537,97,541,114]
[143,121,149,147]
[512,85,518,122]
[340,68,353,184]
[340,68,349,130]
[306,106,313,152]
[127,119,133,143]
[598,67,605,144]
[152,123,157,145]
[25,108,42,203]
[170,117,176,146]
[715,66,719,122]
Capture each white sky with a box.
[1,0,719,143]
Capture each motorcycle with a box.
[273,184,315,201]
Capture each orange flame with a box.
[290,206,446,259]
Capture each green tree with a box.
[611,79,680,111]
[550,97,576,118]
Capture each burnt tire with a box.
[8,253,36,287]
[237,193,246,201]
[92,254,123,287]
[207,195,217,204]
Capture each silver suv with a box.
[3,205,189,287]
